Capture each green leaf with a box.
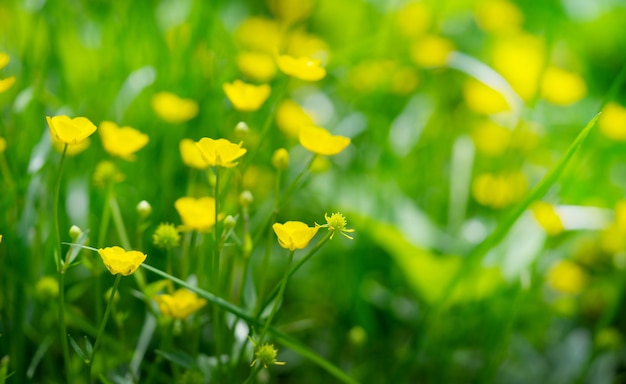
[68,334,89,363]
[65,229,91,268]
[155,349,197,370]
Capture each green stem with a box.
[54,144,71,383]
[0,149,15,191]
[279,155,316,210]
[212,167,223,378]
[243,363,262,384]
[108,193,130,250]
[89,274,122,381]
[258,250,294,344]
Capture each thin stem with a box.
[258,250,294,344]
[243,363,262,384]
[279,155,316,210]
[108,193,130,250]
[89,274,122,381]
[212,166,223,378]
[54,144,71,383]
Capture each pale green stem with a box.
[54,144,71,383]
[258,250,294,345]
[89,274,122,381]
[212,166,223,378]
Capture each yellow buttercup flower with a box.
[599,102,626,141]
[492,34,545,100]
[0,53,15,93]
[471,120,511,156]
[151,92,199,123]
[272,221,319,251]
[52,136,90,156]
[98,246,147,276]
[531,201,564,236]
[284,31,329,61]
[547,260,587,295]
[175,197,216,232]
[99,121,149,160]
[180,139,208,169]
[277,55,326,81]
[472,171,528,209]
[235,17,281,54]
[223,80,271,112]
[276,99,315,137]
[299,126,350,156]
[540,67,586,106]
[236,51,277,82]
[395,2,431,37]
[196,138,247,168]
[463,79,511,115]
[154,288,207,319]
[46,115,97,145]
[268,0,313,25]
[410,35,454,68]
[475,0,524,34]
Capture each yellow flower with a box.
[0,137,6,153]
[175,197,216,232]
[410,35,454,68]
[547,260,587,295]
[46,115,97,145]
[395,2,431,37]
[93,160,125,188]
[272,148,289,170]
[471,120,511,156]
[277,55,326,81]
[318,212,355,240]
[284,31,329,61]
[272,221,319,251]
[223,80,271,112]
[180,139,208,169]
[52,136,90,156]
[196,138,247,168]
[474,0,524,34]
[151,92,199,123]
[492,34,545,100]
[463,79,511,115]
[472,172,528,209]
[268,0,313,25]
[98,246,147,276]
[540,67,586,106]
[299,126,350,156]
[99,121,149,160]
[154,288,207,319]
[236,51,276,82]
[599,102,626,141]
[0,53,15,93]
[276,99,315,137]
[531,201,564,236]
[235,17,281,54]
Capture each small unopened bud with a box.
[104,287,120,304]
[36,276,59,300]
[69,225,82,241]
[272,148,289,170]
[348,326,367,347]
[137,200,152,218]
[239,190,254,207]
[235,121,249,138]
[223,215,236,230]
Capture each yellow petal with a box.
[196,137,247,168]
[277,55,326,81]
[180,139,209,169]
[0,53,9,70]
[298,126,350,156]
[152,92,198,123]
[540,67,586,106]
[223,80,271,112]
[0,76,15,93]
[98,246,147,276]
[99,121,149,160]
[600,102,626,141]
[46,115,97,145]
[175,196,216,232]
[272,221,318,251]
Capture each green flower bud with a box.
[69,225,82,242]
[137,200,152,218]
[272,148,289,170]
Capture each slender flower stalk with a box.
[89,274,122,381]
[258,249,294,344]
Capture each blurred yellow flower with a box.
[492,34,545,100]
[272,148,289,170]
[46,115,97,145]
[36,276,59,300]
[273,221,319,251]
[180,139,208,169]
[395,2,431,37]
[471,120,511,156]
[268,0,313,25]
[531,201,564,236]
[99,121,149,160]
[284,31,329,61]
[547,260,587,295]
[0,52,15,93]
[0,137,6,153]
[540,67,586,106]
[223,80,271,112]
[98,246,147,276]
[196,138,247,168]
[599,102,626,141]
[463,79,511,115]
[151,92,199,124]
[472,171,528,209]
[235,17,281,53]
[299,126,350,156]
[237,51,277,82]
[276,99,314,137]
[474,0,524,34]
[154,288,207,319]
[175,197,216,232]
[410,35,454,68]
[52,136,90,156]
[277,55,326,81]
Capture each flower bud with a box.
[69,225,82,242]
[235,121,249,138]
[36,276,59,300]
[272,148,289,170]
[137,200,152,219]
[223,215,236,230]
[239,190,254,207]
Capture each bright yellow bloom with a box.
[52,136,90,156]
[599,102,626,141]
[99,121,149,160]
[196,138,247,168]
[154,288,207,319]
[0,137,6,153]
[277,55,326,81]
[46,115,97,145]
[236,51,277,82]
[272,221,319,251]
[0,53,15,93]
[272,148,289,170]
[235,17,281,54]
[175,197,216,232]
[223,80,271,112]
[318,212,355,240]
[284,31,329,61]
[268,0,313,25]
[492,34,545,100]
[180,139,208,169]
[151,92,198,123]
[463,79,511,115]
[540,67,586,106]
[98,246,147,276]
[395,2,431,37]
[276,99,315,137]
[471,120,511,156]
[410,35,454,68]
[299,126,350,156]
[531,201,564,236]
[547,260,587,295]
[475,0,524,34]
[472,171,528,209]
